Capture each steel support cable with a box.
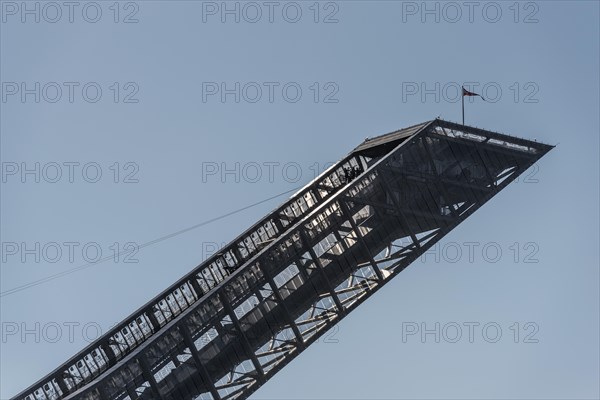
[1,186,301,298]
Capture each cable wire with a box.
[0,186,300,298]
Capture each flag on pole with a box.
[461,86,485,125]
[462,87,485,101]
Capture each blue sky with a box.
[1,1,599,399]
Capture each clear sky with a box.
[1,1,598,399]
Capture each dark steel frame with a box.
[13,120,553,400]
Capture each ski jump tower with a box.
[13,119,553,400]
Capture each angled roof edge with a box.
[351,118,554,156]
[351,120,434,154]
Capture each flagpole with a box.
[461,87,465,125]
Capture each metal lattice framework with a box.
[13,119,553,400]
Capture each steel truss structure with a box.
[13,119,553,400]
